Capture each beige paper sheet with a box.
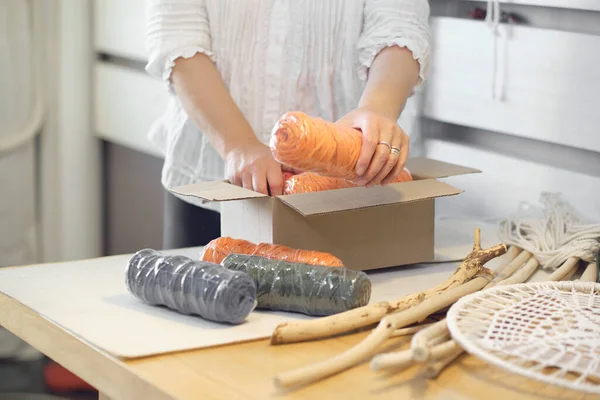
[0,220,502,360]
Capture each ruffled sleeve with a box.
[357,0,431,84]
[145,0,215,90]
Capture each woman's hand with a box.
[336,107,409,188]
[171,54,292,196]
[224,141,290,196]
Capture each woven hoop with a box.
[447,281,600,394]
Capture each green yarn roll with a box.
[221,253,371,316]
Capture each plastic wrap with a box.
[283,169,413,195]
[201,237,344,267]
[126,249,257,324]
[282,171,295,182]
[221,254,371,316]
[270,111,363,180]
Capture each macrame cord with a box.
[498,193,600,270]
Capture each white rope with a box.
[497,193,600,270]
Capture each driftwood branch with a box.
[486,250,531,288]
[492,246,522,275]
[496,257,539,286]
[410,319,449,362]
[547,257,580,281]
[560,262,579,281]
[494,246,521,272]
[420,345,464,378]
[473,228,481,250]
[370,347,413,372]
[271,229,507,345]
[371,331,449,371]
[389,321,436,338]
[273,313,395,389]
[270,301,391,345]
[273,270,495,389]
[579,263,598,282]
[422,340,461,361]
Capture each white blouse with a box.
[145,0,431,209]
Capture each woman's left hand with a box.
[336,107,409,188]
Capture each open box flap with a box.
[276,179,463,216]
[405,157,480,179]
[169,181,267,202]
[168,157,477,205]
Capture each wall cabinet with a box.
[94,0,147,60]
[94,63,167,159]
[465,0,600,12]
[423,17,600,153]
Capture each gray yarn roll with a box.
[126,249,257,324]
[221,254,371,316]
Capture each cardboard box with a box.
[170,157,479,271]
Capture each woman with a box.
[145,0,431,249]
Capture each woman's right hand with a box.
[170,54,293,196]
[224,142,287,196]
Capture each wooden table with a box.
[0,267,595,400]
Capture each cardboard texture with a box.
[404,157,481,180]
[0,225,510,359]
[171,157,480,270]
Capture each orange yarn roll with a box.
[282,171,295,182]
[201,237,344,267]
[283,169,413,195]
[270,111,363,181]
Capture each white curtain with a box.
[0,0,43,360]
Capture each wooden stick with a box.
[370,349,415,371]
[274,312,395,389]
[271,230,507,345]
[547,257,580,281]
[389,322,436,338]
[579,263,598,282]
[485,250,532,288]
[496,257,539,286]
[473,228,481,250]
[270,301,391,345]
[371,332,449,371]
[561,263,579,281]
[273,271,494,389]
[493,246,522,275]
[370,347,413,371]
[411,319,449,362]
[421,345,464,379]
[424,340,461,361]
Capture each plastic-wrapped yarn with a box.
[126,249,257,324]
[283,169,413,195]
[270,111,364,180]
[221,254,372,316]
[201,237,344,267]
[282,171,295,182]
